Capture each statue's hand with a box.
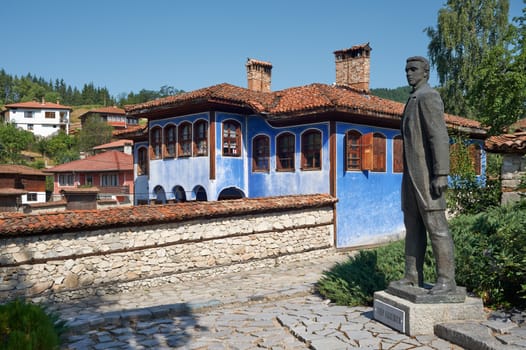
[431,175,448,197]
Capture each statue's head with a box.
[405,56,430,88]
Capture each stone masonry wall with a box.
[501,154,526,205]
[0,194,336,302]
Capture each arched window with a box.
[276,132,295,171]
[150,126,162,159]
[372,133,386,172]
[346,130,362,171]
[164,124,177,158]
[173,186,186,202]
[178,122,192,157]
[252,135,270,172]
[393,135,404,173]
[301,130,321,170]
[194,120,208,156]
[137,147,149,176]
[222,120,241,156]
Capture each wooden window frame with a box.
[45,111,55,119]
[222,120,241,157]
[137,147,149,176]
[194,120,208,157]
[346,130,362,171]
[164,124,177,158]
[178,122,192,157]
[150,126,163,160]
[301,130,322,170]
[393,135,404,173]
[252,135,270,172]
[276,132,295,171]
[468,143,482,175]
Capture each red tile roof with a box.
[4,101,71,110]
[79,106,126,120]
[124,82,485,133]
[0,194,337,236]
[485,131,526,154]
[93,139,133,150]
[0,164,50,176]
[0,188,28,195]
[46,151,133,173]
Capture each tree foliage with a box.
[77,115,114,153]
[426,0,511,119]
[370,86,411,103]
[0,123,35,164]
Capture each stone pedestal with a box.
[373,290,485,336]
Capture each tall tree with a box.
[0,123,35,164]
[426,0,511,118]
[77,115,113,153]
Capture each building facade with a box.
[1,100,71,137]
[124,44,487,248]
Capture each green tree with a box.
[468,3,526,135]
[45,130,79,164]
[77,115,113,153]
[426,0,511,118]
[0,123,35,164]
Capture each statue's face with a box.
[405,61,428,87]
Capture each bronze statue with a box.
[390,56,456,295]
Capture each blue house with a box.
[124,44,487,248]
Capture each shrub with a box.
[451,200,526,308]
[0,299,65,350]
[316,240,436,306]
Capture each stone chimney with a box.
[246,58,272,92]
[334,43,371,92]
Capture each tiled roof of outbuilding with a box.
[0,164,50,176]
[485,131,526,154]
[0,194,337,236]
[4,101,71,110]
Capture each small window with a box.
[194,120,208,156]
[372,133,386,172]
[393,135,404,173]
[468,143,482,175]
[27,124,34,130]
[45,111,55,119]
[164,124,177,158]
[222,121,241,156]
[138,147,149,176]
[346,130,362,171]
[24,111,33,118]
[252,135,270,172]
[301,130,321,170]
[101,174,118,187]
[276,132,295,171]
[59,174,74,186]
[27,193,37,201]
[179,122,192,157]
[150,127,162,159]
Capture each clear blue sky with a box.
[3,0,523,98]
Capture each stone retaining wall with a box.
[501,154,526,204]
[0,194,337,302]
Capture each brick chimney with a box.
[246,58,272,92]
[334,43,371,92]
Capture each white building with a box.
[1,100,71,137]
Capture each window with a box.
[468,143,482,175]
[27,193,37,201]
[150,127,162,159]
[178,122,192,157]
[276,133,295,171]
[301,130,321,170]
[101,174,118,187]
[194,120,208,156]
[24,111,33,118]
[59,174,74,186]
[27,124,34,130]
[346,130,362,171]
[86,175,93,186]
[164,125,177,158]
[252,135,270,172]
[393,135,404,173]
[138,147,149,176]
[222,121,241,156]
[45,111,55,119]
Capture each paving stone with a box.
[309,336,350,350]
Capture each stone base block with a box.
[373,290,485,336]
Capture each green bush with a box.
[451,200,526,308]
[0,299,65,350]
[316,240,436,306]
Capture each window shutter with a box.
[361,132,374,170]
